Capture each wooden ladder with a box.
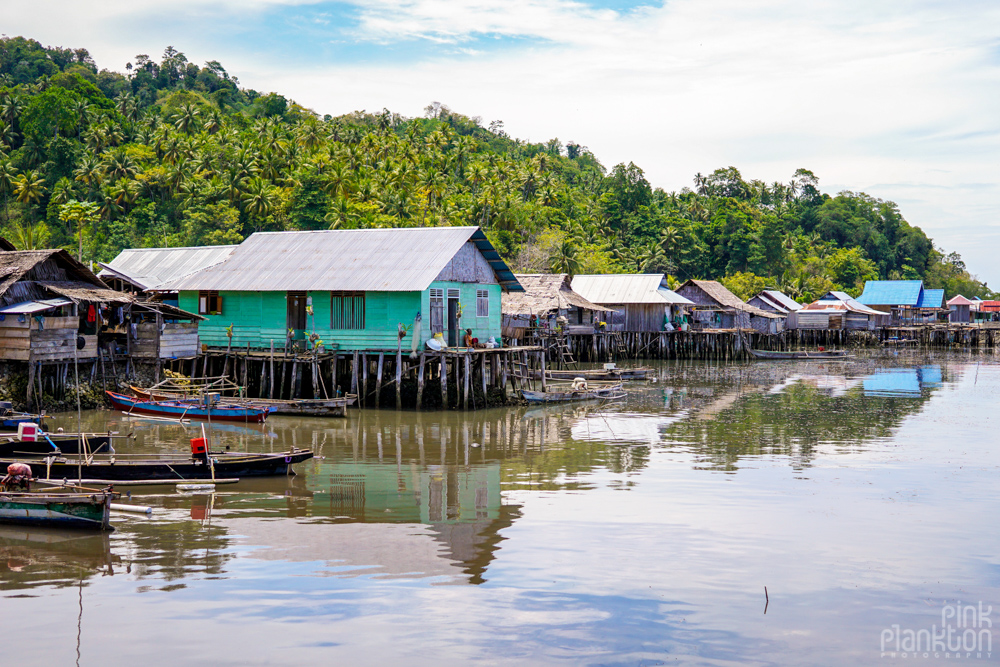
[554,338,577,369]
[609,331,627,359]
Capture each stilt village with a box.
[0,225,992,416]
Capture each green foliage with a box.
[0,34,990,301]
[826,247,879,292]
[721,272,771,301]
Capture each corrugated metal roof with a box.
[805,293,885,316]
[0,298,72,314]
[918,289,944,308]
[159,227,523,293]
[857,280,923,306]
[760,290,802,311]
[99,245,238,290]
[947,295,974,306]
[571,274,693,305]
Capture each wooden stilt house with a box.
[571,274,693,332]
[158,227,523,353]
[675,279,782,333]
[0,250,134,362]
[501,274,610,340]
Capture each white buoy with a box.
[110,503,153,515]
[471,442,481,448]
[176,483,216,493]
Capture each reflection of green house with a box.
[159,227,523,352]
[309,462,502,525]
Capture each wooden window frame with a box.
[198,290,222,315]
[429,288,444,334]
[331,291,365,330]
[476,289,489,318]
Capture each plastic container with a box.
[17,422,39,442]
[190,437,207,456]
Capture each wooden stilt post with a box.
[292,361,302,398]
[539,350,546,391]
[351,351,359,401]
[362,354,369,406]
[441,355,449,409]
[375,352,384,407]
[463,353,471,410]
[417,353,426,410]
[481,354,487,401]
[268,340,275,399]
[395,348,403,410]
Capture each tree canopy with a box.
[0,35,991,301]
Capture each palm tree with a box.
[203,109,223,135]
[241,177,277,219]
[173,103,201,135]
[0,156,16,224]
[548,240,582,276]
[13,170,44,206]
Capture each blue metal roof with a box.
[918,289,944,308]
[857,281,923,306]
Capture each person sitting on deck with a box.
[463,328,483,349]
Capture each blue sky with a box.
[7,0,1000,287]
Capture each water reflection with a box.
[8,356,995,666]
[862,366,943,397]
[0,526,117,592]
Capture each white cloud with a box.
[5,0,1000,283]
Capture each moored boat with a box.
[747,348,851,360]
[0,432,114,457]
[521,381,626,404]
[538,367,651,381]
[107,391,270,423]
[1,448,314,482]
[0,486,118,531]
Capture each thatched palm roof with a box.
[502,274,611,317]
[0,249,134,307]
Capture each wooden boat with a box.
[0,488,118,530]
[747,348,851,360]
[537,367,651,381]
[237,395,357,417]
[130,386,358,418]
[107,391,270,423]
[0,432,114,457]
[521,381,626,404]
[1,448,314,482]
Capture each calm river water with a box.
[4,352,999,665]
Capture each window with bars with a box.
[198,291,222,315]
[331,291,365,329]
[476,289,489,317]
[430,288,444,333]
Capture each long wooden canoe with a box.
[1,449,314,482]
[107,391,270,423]
[534,367,651,381]
[521,382,626,404]
[748,348,851,360]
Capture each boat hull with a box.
[0,493,114,530]
[538,368,650,381]
[3,450,314,482]
[748,349,851,360]
[107,391,269,423]
[521,385,626,404]
[0,435,113,457]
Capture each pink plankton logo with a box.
[881,602,994,659]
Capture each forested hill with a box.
[0,36,991,301]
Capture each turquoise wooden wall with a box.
[179,281,501,352]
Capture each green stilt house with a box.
[159,226,523,353]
